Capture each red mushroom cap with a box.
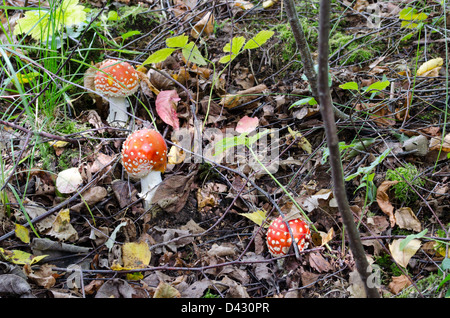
[266,216,311,257]
[121,129,168,179]
[94,59,139,97]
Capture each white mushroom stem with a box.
[139,170,162,210]
[106,96,129,127]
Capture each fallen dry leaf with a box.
[429,133,450,152]
[355,102,395,127]
[151,172,196,213]
[47,208,78,242]
[367,215,390,234]
[71,186,107,212]
[311,227,335,247]
[288,126,312,154]
[111,180,139,209]
[23,263,55,289]
[207,243,236,258]
[153,281,181,298]
[376,180,399,227]
[388,274,412,294]
[122,241,151,269]
[220,84,267,109]
[394,207,421,232]
[56,167,83,194]
[197,182,227,211]
[191,11,214,39]
[308,251,332,272]
[95,278,135,298]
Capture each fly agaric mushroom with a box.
[94,59,139,127]
[121,128,168,209]
[266,216,311,257]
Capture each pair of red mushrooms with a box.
[91,59,311,257]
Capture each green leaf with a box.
[364,80,390,93]
[223,36,246,55]
[289,97,317,109]
[121,30,141,41]
[399,7,428,21]
[345,148,390,181]
[243,30,274,50]
[214,136,241,156]
[214,130,270,156]
[399,7,428,29]
[399,229,428,251]
[13,0,86,41]
[142,48,176,65]
[219,54,236,64]
[166,34,189,48]
[107,10,118,21]
[182,42,207,65]
[442,258,450,271]
[58,0,87,25]
[339,81,359,91]
[247,129,270,146]
[14,10,50,39]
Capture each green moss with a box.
[329,31,384,65]
[57,148,79,171]
[374,253,403,282]
[271,19,318,64]
[386,163,425,204]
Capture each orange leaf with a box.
[376,180,399,227]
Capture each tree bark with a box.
[317,0,380,298]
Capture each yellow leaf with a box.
[49,140,69,149]
[15,72,40,84]
[122,242,151,269]
[263,0,278,8]
[126,272,144,281]
[389,239,421,268]
[167,143,185,165]
[0,247,47,265]
[234,0,254,10]
[15,223,30,244]
[52,209,71,232]
[288,127,312,154]
[416,57,443,76]
[239,209,269,227]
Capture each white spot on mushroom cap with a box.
[94,59,139,97]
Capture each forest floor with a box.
[0,0,449,299]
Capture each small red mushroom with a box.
[266,216,311,257]
[121,128,168,209]
[94,59,139,127]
